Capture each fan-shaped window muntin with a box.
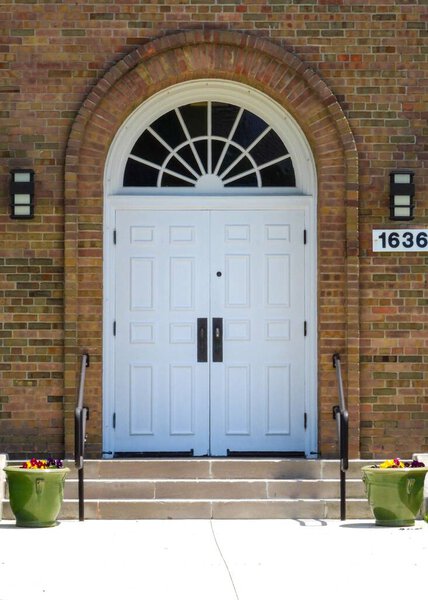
[124,102,296,189]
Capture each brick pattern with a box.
[1,2,427,459]
[64,30,358,459]
[0,212,64,456]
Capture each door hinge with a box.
[112,412,116,429]
[113,229,117,245]
[304,321,307,336]
[304,412,308,430]
[113,321,116,336]
[303,229,307,244]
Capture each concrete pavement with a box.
[0,519,426,600]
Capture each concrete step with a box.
[2,498,372,520]
[61,459,374,480]
[62,478,366,500]
[1,458,373,520]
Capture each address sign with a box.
[373,229,428,252]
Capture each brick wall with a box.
[1,1,427,459]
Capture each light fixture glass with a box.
[10,169,34,219]
[390,171,414,221]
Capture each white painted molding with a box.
[103,79,318,457]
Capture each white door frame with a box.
[102,194,317,457]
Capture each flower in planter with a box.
[4,456,69,527]
[370,457,425,469]
[362,458,428,526]
[21,456,64,469]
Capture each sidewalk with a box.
[0,519,426,600]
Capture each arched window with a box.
[123,102,295,190]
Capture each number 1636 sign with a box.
[373,229,428,252]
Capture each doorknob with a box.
[212,318,223,363]
[197,318,208,363]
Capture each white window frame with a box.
[105,79,317,197]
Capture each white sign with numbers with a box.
[373,229,428,252]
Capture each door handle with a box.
[197,318,208,362]
[212,318,223,363]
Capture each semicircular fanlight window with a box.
[123,102,296,189]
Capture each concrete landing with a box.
[0,519,426,600]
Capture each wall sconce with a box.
[389,170,415,221]
[10,169,35,219]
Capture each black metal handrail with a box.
[75,353,90,521]
[332,352,349,521]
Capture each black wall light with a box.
[389,170,415,221]
[10,169,35,219]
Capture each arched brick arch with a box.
[64,30,359,458]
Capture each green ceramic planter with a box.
[362,465,428,527]
[4,466,69,528]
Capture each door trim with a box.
[103,195,317,457]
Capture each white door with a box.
[114,210,210,455]
[210,211,306,455]
[113,209,306,455]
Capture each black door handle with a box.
[212,318,223,363]
[197,318,208,362]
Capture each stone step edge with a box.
[5,460,374,468]
[2,498,369,506]
[6,456,374,467]
[61,498,369,504]
[4,459,374,479]
[64,477,365,483]
[1,498,372,520]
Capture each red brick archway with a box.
[64,30,359,458]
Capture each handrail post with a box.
[78,464,84,521]
[340,461,346,522]
[332,353,349,521]
[75,353,89,522]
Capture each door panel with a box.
[114,210,210,454]
[209,211,305,455]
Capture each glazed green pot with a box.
[4,466,69,528]
[362,465,428,527]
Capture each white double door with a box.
[113,208,306,456]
